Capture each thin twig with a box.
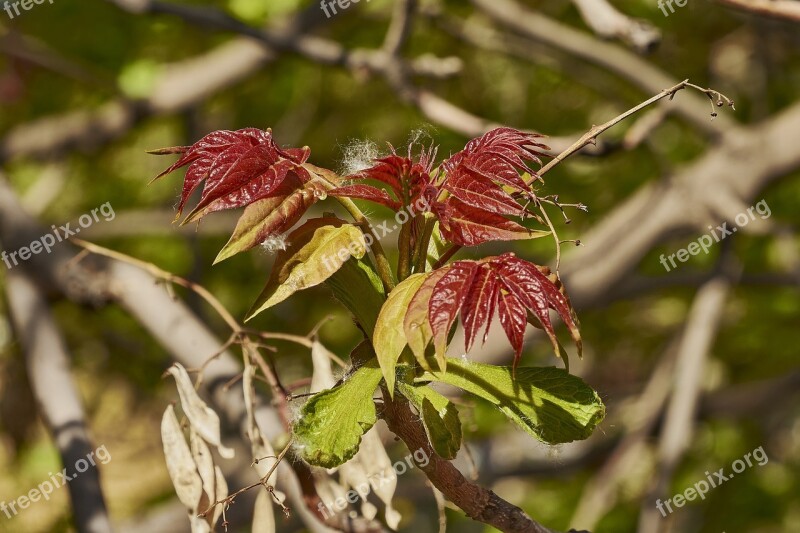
[537,80,733,177]
[198,438,294,518]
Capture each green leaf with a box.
[294,360,383,468]
[417,359,604,445]
[397,382,461,459]
[373,273,429,394]
[246,218,366,320]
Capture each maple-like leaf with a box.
[326,129,552,247]
[433,127,550,247]
[413,252,581,369]
[151,128,311,223]
[328,146,437,212]
[434,198,549,246]
[440,127,549,195]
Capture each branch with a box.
[0,175,344,532]
[716,0,800,22]
[470,0,737,135]
[5,270,112,532]
[463,95,800,365]
[570,0,661,53]
[637,272,734,531]
[538,80,734,176]
[380,392,572,533]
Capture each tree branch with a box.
[5,270,112,532]
[716,0,800,23]
[380,392,570,533]
[570,0,661,53]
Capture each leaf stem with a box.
[433,243,461,269]
[413,215,436,273]
[535,200,562,271]
[398,221,413,281]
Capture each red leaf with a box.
[428,261,479,356]
[151,128,310,222]
[435,198,546,246]
[492,254,581,360]
[443,166,524,216]
[345,150,434,211]
[461,264,499,352]
[422,253,581,371]
[429,127,552,247]
[352,155,405,197]
[442,127,548,195]
[495,289,527,361]
[328,184,402,211]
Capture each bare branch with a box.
[470,0,736,134]
[570,0,661,52]
[716,0,800,23]
[5,270,112,533]
[638,273,734,531]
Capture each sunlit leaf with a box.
[373,273,429,394]
[294,360,383,468]
[213,177,323,263]
[247,218,367,320]
[418,359,604,445]
[151,128,310,222]
[435,198,549,246]
[418,253,581,370]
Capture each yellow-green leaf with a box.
[404,268,449,372]
[246,218,366,320]
[373,273,429,394]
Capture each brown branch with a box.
[460,94,800,365]
[538,80,733,176]
[716,0,800,23]
[0,174,342,533]
[381,392,584,533]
